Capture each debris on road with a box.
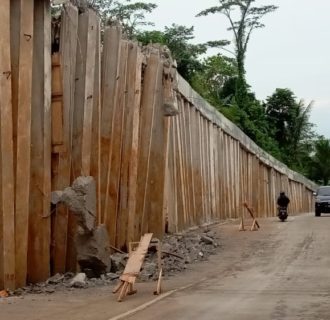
[7,226,220,297]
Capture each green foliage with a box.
[265,88,316,169]
[309,138,330,185]
[137,24,208,80]
[88,0,156,37]
[53,0,157,37]
[197,0,278,109]
[190,54,237,106]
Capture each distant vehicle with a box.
[314,186,330,217]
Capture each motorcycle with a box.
[278,206,288,222]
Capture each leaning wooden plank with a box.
[100,26,122,223]
[12,0,35,289]
[28,0,52,283]
[122,233,153,276]
[52,3,78,274]
[0,0,16,290]
[135,52,162,238]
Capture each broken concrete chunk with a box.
[200,235,215,245]
[51,176,96,233]
[76,224,111,277]
[70,273,86,288]
[51,191,63,205]
[46,273,64,285]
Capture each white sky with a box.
[146,0,330,138]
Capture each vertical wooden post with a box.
[12,0,35,288]
[28,0,51,283]
[135,52,162,238]
[105,40,129,247]
[67,9,98,271]
[100,26,121,224]
[0,0,16,291]
[52,3,78,274]
[118,42,142,246]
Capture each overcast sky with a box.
[146,0,330,138]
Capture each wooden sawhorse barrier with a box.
[239,203,260,231]
[112,233,163,302]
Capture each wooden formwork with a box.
[0,2,317,290]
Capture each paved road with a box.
[127,214,330,320]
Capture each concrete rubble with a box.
[10,226,220,296]
[51,176,111,277]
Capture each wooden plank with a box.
[167,118,178,233]
[100,26,122,223]
[186,104,196,224]
[174,105,186,228]
[14,0,35,288]
[175,98,187,227]
[194,110,203,225]
[67,9,98,271]
[90,16,101,224]
[144,58,168,238]
[122,233,153,276]
[210,124,216,220]
[71,10,98,178]
[28,0,51,283]
[51,3,78,274]
[51,53,63,147]
[184,102,195,225]
[0,0,16,290]
[118,42,142,246]
[135,52,162,238]
[103,40,129,248]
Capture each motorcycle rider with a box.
[277,191,290,208]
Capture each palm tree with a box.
[310,138,330,185]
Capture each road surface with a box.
[2,214,330,320]
[127,214,330,320]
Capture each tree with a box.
[53,0,157,38]
[197,0,278,108]
[310,138,330,185]
[265,88,315,169]
[137,24,208,81]
[190,54,238,106]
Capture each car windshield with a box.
[317,187,330,196]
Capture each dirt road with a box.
[126,213,330,320]
[2,213,330,320]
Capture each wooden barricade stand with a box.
[113,233,163,302]
[239,203,260,232]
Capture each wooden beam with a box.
[90,16,101,224]
[105,40,129,248]
[0,0,16,291]
[71,9,98,179]
[28,0,51,283]
[12,0,35,289]
[118,42,142,247]
[51,3,78,274]
[99,26,121,223]
[67,9,98,271]
[135,52,162,238]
